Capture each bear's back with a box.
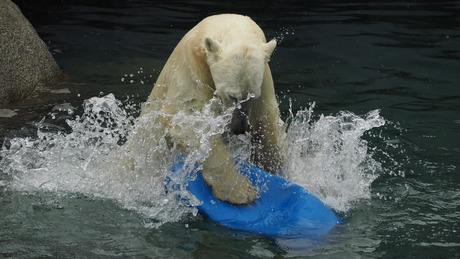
[185,14,267,48]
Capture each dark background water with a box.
[1,0,459,258]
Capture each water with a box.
[1,1,459,257]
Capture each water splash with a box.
[0,94,386,227]
[284,103,385,212]
[0,94,232,227]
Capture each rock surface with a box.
[0,0,62,105]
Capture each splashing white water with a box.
[284,103,385,212]
[0,94,385,227]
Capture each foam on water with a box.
[0,94,386,227]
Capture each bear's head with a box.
[204,37,277,110]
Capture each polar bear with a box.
[141,14,285,204]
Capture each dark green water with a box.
[1,1,459,258]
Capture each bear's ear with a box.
[262,39,277,60]
[204,37,222,56]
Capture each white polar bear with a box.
[141,14,285,204]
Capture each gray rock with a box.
[0,0,63,105]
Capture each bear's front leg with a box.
[249,64,286,174]
[201,135,258,204]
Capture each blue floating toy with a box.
[169,160,341,237]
